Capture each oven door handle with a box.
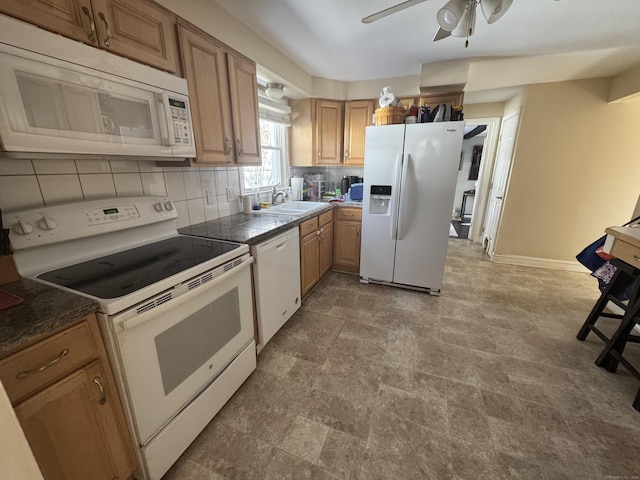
[113,255,253,332]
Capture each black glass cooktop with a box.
[38,236,241,299]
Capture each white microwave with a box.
[0,15,195,161]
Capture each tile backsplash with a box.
[0,159,242,228]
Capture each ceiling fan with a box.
[362,0,516,47]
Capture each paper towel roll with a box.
[379,93,396,108]
[291,177,304,201]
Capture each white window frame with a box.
[240,91,291,196]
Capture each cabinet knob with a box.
[225,137,232,156]
[236,139,244,156]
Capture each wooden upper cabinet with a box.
[0,0,181,74]
[178,21,234,165]
[420,91,464,108]
[290,98,343,167]
[178,21,261,166]
[0,0,96,46]
[227,53,261,166]
[91,0,180,74]
[316,99,343,165]
[344,100,374,166]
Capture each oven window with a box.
[154,288,241,395]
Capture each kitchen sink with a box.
[254,201,327,216]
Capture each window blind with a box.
[258,91,291,126]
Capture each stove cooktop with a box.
[38,236,241,299]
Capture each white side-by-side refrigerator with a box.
[360,122,464,294]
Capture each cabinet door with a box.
[15,360,136,480]
[227,53,261,166]
[334,221,361,272]
[315,99,343,165]
[178,22,235,165]
[318,221,334,277]
[344,100,374,165]
[420,92,464,108]
[300,231,319,297]
[90,0,180,74]
[0,0,98,47]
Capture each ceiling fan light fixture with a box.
[265,83,285,100]
[436,0,466,31]
[480,0,513,24]
[451,2,476,37]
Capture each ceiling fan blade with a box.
[362,0,431,24]
[432,27,452,41]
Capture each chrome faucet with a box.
[271,187,288,205]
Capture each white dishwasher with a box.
[250,228,301,348]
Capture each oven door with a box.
[109,254,254,445]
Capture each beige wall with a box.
[495,78,640,261]
[155,0,314,96]
[464,102,506,119]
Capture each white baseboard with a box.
[491,253,591,273]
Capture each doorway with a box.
[450,124,489,240]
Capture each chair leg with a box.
[577,267,627,341]
[595,299,640,372]
[634,387,640,412]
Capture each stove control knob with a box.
[38,216,58,231]
[164,201,174,211]
[153,202,164,212]
[13,220,34,235]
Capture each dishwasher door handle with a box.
[275,241,289,251]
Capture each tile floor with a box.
[163,239,640,480]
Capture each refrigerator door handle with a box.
[391,153,403,240]
[396,153,410,240]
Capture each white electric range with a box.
[3,196,256,480]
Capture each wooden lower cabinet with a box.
[333,207,362,274]
[0,314,138,480]
[300,210,334,297]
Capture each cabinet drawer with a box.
[610,238,640,268]
[300,217,319,236]
[318,210,333,226]
[0,317,100,404]
[335,208,362,222]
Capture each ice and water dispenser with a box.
[368,185,392,215]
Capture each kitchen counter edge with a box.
[179,201,362,245]
[0,277,99,357]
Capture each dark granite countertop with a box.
[0,277,99,358]
[179,201,362,245]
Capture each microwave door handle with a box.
[156,93,175,146]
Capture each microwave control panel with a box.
[168,98,193,146]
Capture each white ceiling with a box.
[214,0,640,102]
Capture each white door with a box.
[483,111,519,257]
